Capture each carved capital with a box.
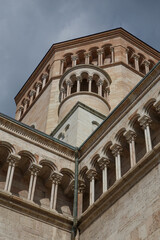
[41,73,48,81]
[110,144,123,157]
[98,157,110,170]
[76,75,82,82]
[138,115,152,129]
[29,90,36,97]
[124,130,137,143]
[142,60,150,67]
[7,154,21,166]
[84,51,91,58]
[29,163,42,176]
[50,171,63,184]
[97,48,104,55]
[66,79,73,86]
[87,169,97,181]
[97,79,104,86]
[71,55,78,61]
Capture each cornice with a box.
[0,113,75,160]
[0,190,73,232]
[78,143,160,232]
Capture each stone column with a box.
[97,49,104,66]
[23,99,29,112]
[60,88,65,102]
[76,76,81,92]
[4,154,21,192]
[66,80,72,96]
[88,76,92,92]
[133,54,140,71]
[29,90,36,105]
[125,48,129,64]
[41,74,48,89]
[97,79,103,96]
[17,106,24,120]
[78,181,85,218]
[143,60,150,74]
[84,52,91,64]
[27,163,42,201]
[60,58,66,75]
[139,115,152,152]
[35,82,42,97]
[124,130,137,167]
[50,171,63,210]
[71,55,78,67]
[110,46,115,63]
[104,87,110,101]
[98,157,110,193]
[111,144,122,180]
[87,169,97,206]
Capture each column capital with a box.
[87,169,97,181]
[125,48,129,53]
[110,144,123,157]
[29,90,36,97]
[110,46,114,52]
[50,171,63,184]
[18,105,24,111]
[138,115,152,129]
[29,163,42,175]
[60,87,65,93]
[41,73,48,80]
[104,86,110,93]
[61,57,66,63]
[76,75,82,82]
[124,130,137,143]
[97,79,104,86]
[142,59,150,67]
[88,75,93,82]
[66,79,73,86]
[78,180,86,193]
[84,51,91,57]
[97,48,104,55]
[132,53,140,60]
[7,154,21,166]
[71,55,78,61]
[35,81,42,88]
[24,98,30,104]
[98,157,110,170]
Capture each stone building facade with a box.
[0,28,160,239]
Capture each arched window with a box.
[58,132,65,141]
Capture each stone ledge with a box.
[78,142,160,233]
[0,190,73,232]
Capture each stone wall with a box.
[79,163,160,240]
[0,206,71,240]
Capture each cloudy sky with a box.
[0,0,160,118]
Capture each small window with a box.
[65,124,70,132]
[92,121,99,131]
[58,132,65,140]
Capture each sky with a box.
[0,0,160,118]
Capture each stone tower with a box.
[0,28,160,240]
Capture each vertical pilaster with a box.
[77,181,85,218]
[76,76,81,92]
[84,52,91,64]
[41,73,48,89]
[110,46,115,63]
[71,55,78,67]
[88,76,92,92]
